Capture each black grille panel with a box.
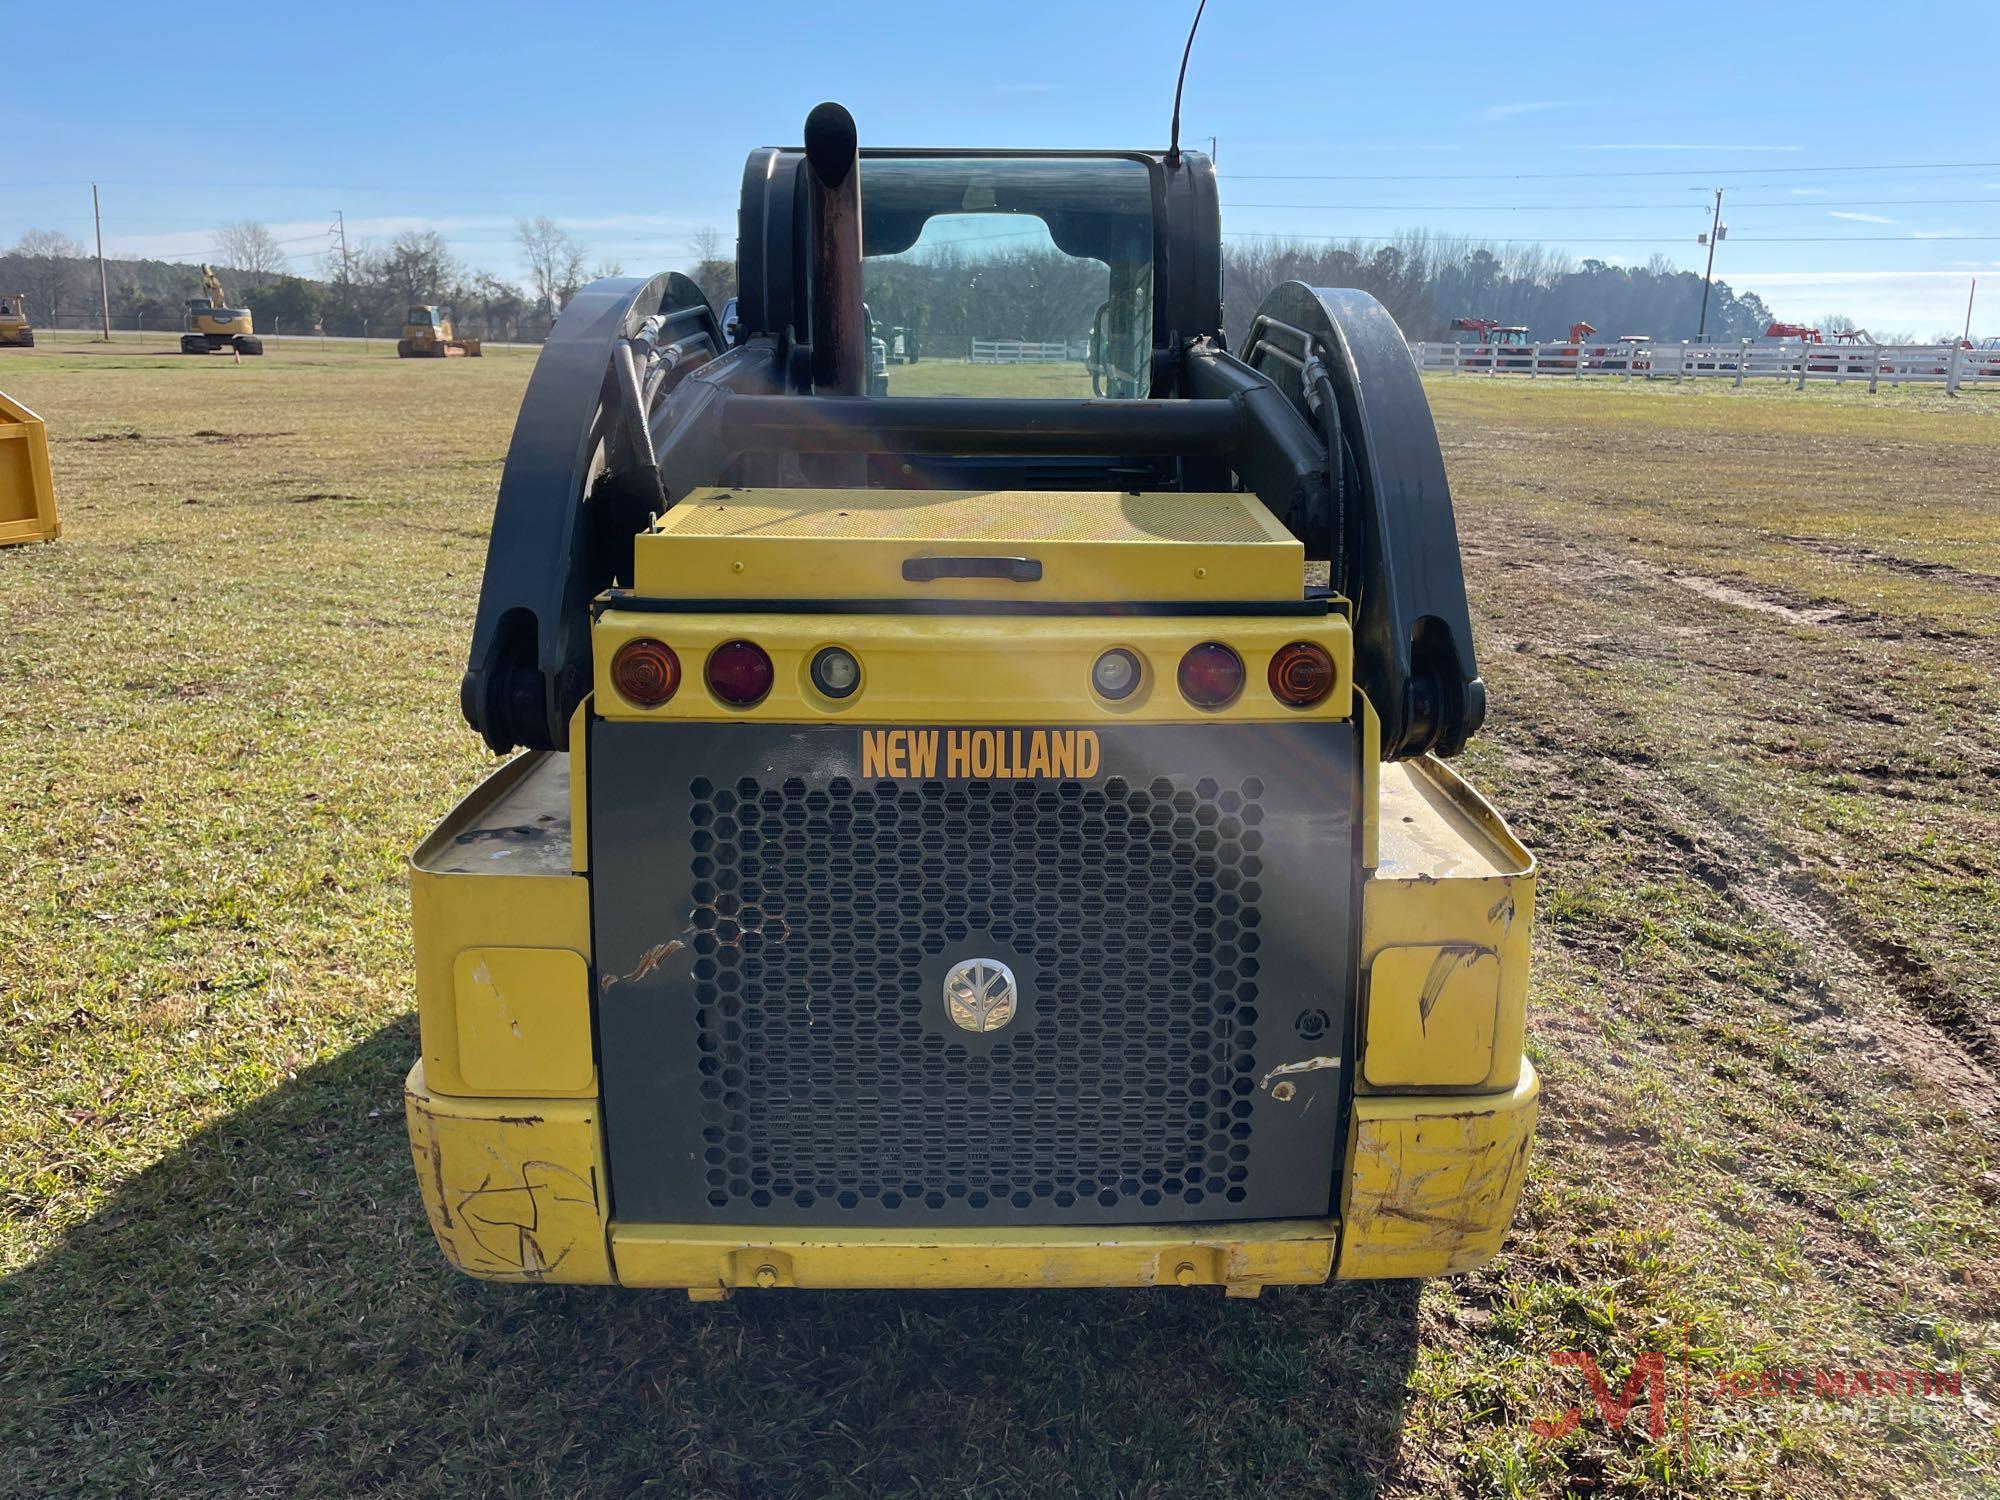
[591,721,1354,1228]
[686,774,1266,1218]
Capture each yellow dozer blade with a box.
[0,390,59,545]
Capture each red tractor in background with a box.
[1449,316,1534,369]
[1762,321,1824,343]
[1532,321,1655,374]
[1757,321,1875,376]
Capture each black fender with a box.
[460,273,724,754]
[1240,282,1485,759]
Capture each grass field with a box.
[2,339,1996,1496]
[884,359,1093,397]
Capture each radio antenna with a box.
[1166,0,1208,167]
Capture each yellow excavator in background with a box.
[397,306,481,358]
[181,265,262,356]
[0,293,32,348]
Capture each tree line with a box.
[0,217,624,342]
[8,218,1911,349]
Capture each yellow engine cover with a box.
[635,487,1305,603]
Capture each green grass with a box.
[884,359,1093,397]
[2,354,1997,1495]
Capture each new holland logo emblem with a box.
[943,958,1018,1034]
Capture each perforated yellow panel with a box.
[660,488,1281,543]
[635,487,1304,602]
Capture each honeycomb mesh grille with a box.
[685,773,1267,1219]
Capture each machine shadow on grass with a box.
[3,1023,1421,1495]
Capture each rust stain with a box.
[599,939,684,993]
[1258,1055,1341,1093]
[410,1103,453,1230]
[431,1139,451,1228]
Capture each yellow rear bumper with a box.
[405,1060,1537,1296]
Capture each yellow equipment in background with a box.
[0,293,32,348]
[0,390,59,545]
[398,306,481,358]
[181,264,263,356]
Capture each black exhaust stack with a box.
[803,102,865,396]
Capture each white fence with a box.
[970,338,1089,365]
[1413,339,2000,392]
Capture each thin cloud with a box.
[1478,99,1600,122]
[1747,271,1987,284]
[1829,211,1896,224]
[1230,139,1462,154]
[1573,143,1805,152]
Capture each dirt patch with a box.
[1781,534,2000,594]
[1641,566,1850,625]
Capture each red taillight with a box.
[611,637,679,707]
[706,639,774,706]
[1268,641,1336,707]
[1177,642,1244,709]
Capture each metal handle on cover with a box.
[902,556,1043,583]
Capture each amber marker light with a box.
[1177,642,1245,709]
[611,638,680,707]
[1268,641,1336,707]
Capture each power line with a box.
[1220,230,2000,244]
[1230,159,2000,182]
[1221,197,2000,212]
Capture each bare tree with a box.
[554,242,589,309]
[686,227,736,310]
[517,215,588,316]
[369,230,463,306]
[213,221,288,286]
[9,229,87,326]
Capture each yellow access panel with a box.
[0,391,58,546]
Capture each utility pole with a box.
[1209,134,1218,164]
[1964,278,1977,344]
[91,183,112,342]
[331,210,354,332]
[333,209,352,283]
[1696,188,1725,342]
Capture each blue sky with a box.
[10,0,1999,335]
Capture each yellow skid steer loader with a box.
[405,104,1537,1299]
